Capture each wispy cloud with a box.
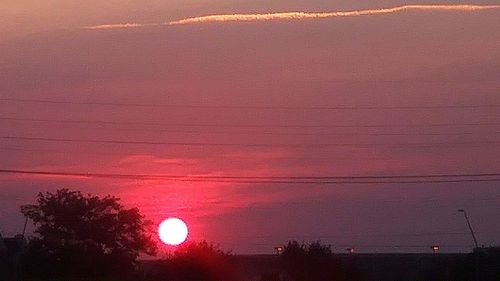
[168,4,500,25]
[82,4,500,29]
[82,23,159,30]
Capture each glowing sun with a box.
[158,217,188,246]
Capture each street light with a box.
[274,246,284,255]
[431,245,440,254]
[458,209,479,249]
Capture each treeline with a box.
[145,240,356,281]
[261,241,359,281]
[1,189,499,281]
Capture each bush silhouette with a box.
[281,241,357,281]
[151,241,238,281]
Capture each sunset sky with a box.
[1,1,500,254]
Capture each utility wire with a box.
[3,117,500,137]
[2,169,499,180]
[2,136,499,148]
[2,117,500,129]
[1,169,499,184]
[214,231,500,239]
[0,146,394,160]
[4,146,472,163]
[220,242,476,248]
[2,97,500,110]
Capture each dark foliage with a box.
[281,241,333,281]
[420,247,500,281]
[19,189,156,281]
[259,271,283,281]
[463,247,500,281]
[281,241,357,281]
[148,241,238,281]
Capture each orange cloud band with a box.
[168,4,500,25]
[82,23,159,30]
[82,5,500,29]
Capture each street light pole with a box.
[458,209,481,281]
[21,216,28,238]
[458,209,479,248]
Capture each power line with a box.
[0,146,391,160]
[2,169,498,180]
[7,146,481,164]
[2,116,500,129]
[2,136,499,148]
[221,242,477,249]
[1,169,499,184]
[2,97,500,110]
[215,230,500,239]
[3,117,500,137]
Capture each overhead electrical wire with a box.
[2,97,500,110]
[2,169,499,180]
[1,116,500,129]
[1,169,499,184]
[2,136,499,148]
[2,117,500,137]
[0,146,390,160]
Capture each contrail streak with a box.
[82,23,159,30]
[168,4,500,25]
[82,5,500,29]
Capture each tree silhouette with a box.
[150,241,238,281]
[281,241,356,281]
[20,188,157,280]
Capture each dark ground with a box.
[143,252,499,281]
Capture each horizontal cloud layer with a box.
[83,4,500,29]
[83,23,159,30]
[169,4,500,25]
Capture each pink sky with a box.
[1,1,500,253]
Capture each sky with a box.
[1,1,500,254]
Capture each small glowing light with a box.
[158,217,188,246]
[431,245,440,253]
[274,246,284,255]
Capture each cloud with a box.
[81,5,500,30]
[82,23,158,30]
[118,154,197,166]
[168,4,500,25]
